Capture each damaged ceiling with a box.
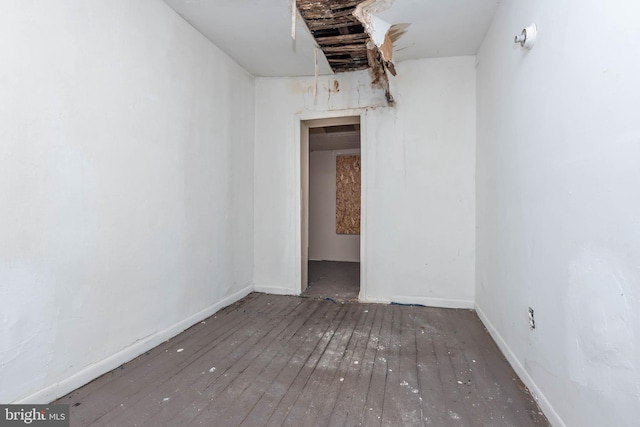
[163,0,500,77]
[296,0,407,103]
[296,1,369,73]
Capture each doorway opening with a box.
[300,116,361,301]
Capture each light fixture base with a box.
[515,24,537,50]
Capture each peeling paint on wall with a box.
[354,0,409,104]
[353,0,408,63]
[353,0,394,57]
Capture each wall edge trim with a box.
[389,295,474,309]
[308,258,360,263]
[253,285,298,296]
[475,303,566,427]
[14,283,254,404]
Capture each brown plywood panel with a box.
[336,155,361,235]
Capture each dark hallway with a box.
[304,261,360,301]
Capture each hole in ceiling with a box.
[296,0,408,105]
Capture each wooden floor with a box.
[56,293,549,426]
[304,261,360,300]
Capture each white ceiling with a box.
[163,0,500,77]
[310,125,361,152]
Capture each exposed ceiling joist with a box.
[296,0,403,104]
[296,0,370,73]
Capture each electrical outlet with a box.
[528,307,535,330]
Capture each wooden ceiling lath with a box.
[296,0,369,73]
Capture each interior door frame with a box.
[296,110,366,298]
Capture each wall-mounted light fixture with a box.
[515,24,537,49]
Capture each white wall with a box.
[476,1,640,426]
[0,0,254,403]
[309,149,361,262]
[254,57,476,307]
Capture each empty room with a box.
[1,1,638,426]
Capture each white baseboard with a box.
[253,285,298,295]
[382,295,474,309]
[308,258,360,263]
[475,304,565,427]
[15,283,254,404]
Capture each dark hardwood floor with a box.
[304,261,360,301]
[56,293,549,426]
